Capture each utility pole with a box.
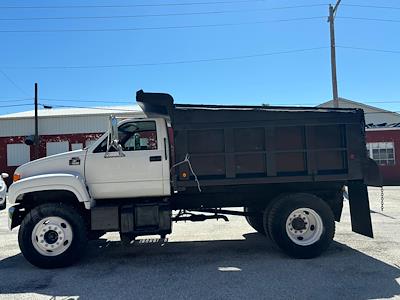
[34,83,39,159]
[328,0,341,108]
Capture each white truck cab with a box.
[85,118,171,199]
[8,117,171,210]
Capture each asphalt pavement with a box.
[0,187,399,300]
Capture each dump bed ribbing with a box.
[136,90,368,192]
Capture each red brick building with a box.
[320,98,400,185]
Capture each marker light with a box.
[13,173,21,182]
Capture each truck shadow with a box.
[0,233,399,299]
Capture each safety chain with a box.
[380,186,384,212]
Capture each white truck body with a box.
[8,117,170,207]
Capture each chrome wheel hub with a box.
[285,208,323,246]
[31,216,73,256]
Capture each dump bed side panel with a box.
[172,108,366,190]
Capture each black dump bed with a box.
[137,90,377,191]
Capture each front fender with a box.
[8,173,93,210]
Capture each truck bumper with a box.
[8,205,23,231]
[8,206,15,230]
[348,180,373,238]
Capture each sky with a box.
[0,0,399,115]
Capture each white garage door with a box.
[46,141,69,156]
[71,143,83,151]
[7,144,31,167]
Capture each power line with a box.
[43,104,139,112]
[0,16,325,33]
[1,46,328,70]
[0,98,33,103]
[342,4,400,10]
[8,44,398,74]
[337,46,400,55]
[0,4,327,21]
[40,104,400,115]
[1,97,399,111]
[338,16,400,23]
[0,69,30,96]
[0,103,33,108]
[40,99,400,107]
[0,97,32,101]
[0,0,268,9]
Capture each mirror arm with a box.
[105,140,126,158]
[104,115,126,158]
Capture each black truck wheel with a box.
[265,193,335,259]
[18,203,88,268]
[244,207,266,235]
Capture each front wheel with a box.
[265,193,335,259]
[18,203,88,268]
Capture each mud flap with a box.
[348,180,373,238]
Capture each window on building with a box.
[46,141,69,156]
[367,142,395,166]
[7,144,30,167]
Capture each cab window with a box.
[94,121,157,153]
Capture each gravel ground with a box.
[0,187,399,300]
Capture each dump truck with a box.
[4,90,381,268]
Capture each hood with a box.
[15,149,87,180]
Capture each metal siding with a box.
[0,119,35,137]
[0,112,143,137]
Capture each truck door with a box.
[85,119,169,199]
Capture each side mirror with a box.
[105,115,125,158]
[1,173,9,179]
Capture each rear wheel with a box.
[265,193,335,259]
[18,203,88,268]
[244,207,265,235]
[120,233,135,245]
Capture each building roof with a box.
[0,105,144,137]
[0,105,142,120]
[319,98,400,126]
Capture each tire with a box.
[244,207,266,235]
[265,193,335,259]
[120,233,135,246]
[18,203,88,268]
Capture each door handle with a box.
[149,155,162,162]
